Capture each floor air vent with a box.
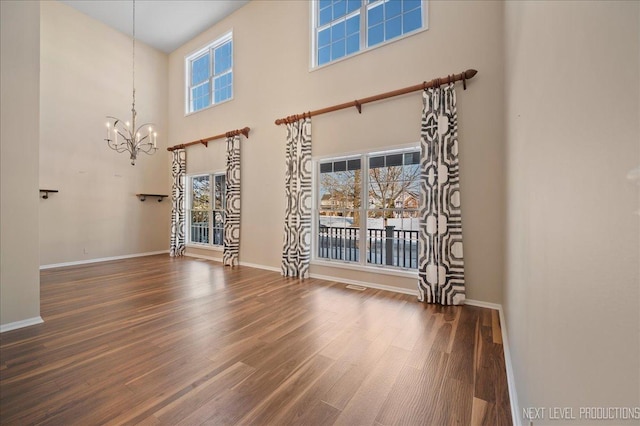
[345,284,367,291]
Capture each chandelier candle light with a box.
[104,0,157,165]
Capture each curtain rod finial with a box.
[465,69,478,79]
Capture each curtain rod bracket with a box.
[354,100,362,114]
[167,127,251,151]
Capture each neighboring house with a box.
[394,191,419,211]
[320,193,356,211]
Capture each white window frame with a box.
[310,0,428,69]
[312,144,420,277]
[186,171,226,251]
[184,31,233,115]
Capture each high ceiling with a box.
[60,0,250,53]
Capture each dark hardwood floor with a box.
[0,255,511,425]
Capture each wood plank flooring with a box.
[0,255,512,425]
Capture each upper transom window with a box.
[313,0,427,68]
[185,32,233,114]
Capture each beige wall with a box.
[39,1,171,266]
[168,0,505,303]
[504,1,640,421]
[0,0,41,326]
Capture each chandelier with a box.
[104,0,157,165]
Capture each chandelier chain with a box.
[132,0,136,116]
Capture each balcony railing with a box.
[190,222,223,246]
[318,225,419,269]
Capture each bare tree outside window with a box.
[320,167,361,223]
[190,175,210,244]
[368,153,421,224]
[318,159,361,262]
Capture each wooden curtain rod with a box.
[166,127,250,152]
[275,69,478,125]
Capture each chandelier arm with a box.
[134,123,155,133]
[106,116,120,123]
[111,144,132,154]
[138,145,158,155]
[106,136,130,153]
[135,135,150,146]
[106,139,119,151]
[115,129,131,140]
[107,117,135,139]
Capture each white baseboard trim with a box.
[308,272,419,296]
[0,316,44,333]
[40,251,169,270]
[182,255,279,272]
[465,299,502,310]
[497,305,520,426]
[184,252,222,263]
[228,259,419,295]
[185,257,416,298]
[182,254,281,272]
[238,261,280,273]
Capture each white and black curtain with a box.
[170,149,186,257]
[418,84,466,305]
[281,118,312,278]
[223,135,241,266]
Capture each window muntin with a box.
[313,0,426,67]
[366,0,422,48]
[316,148,420,270]
[188,173,225,246]
[186,33,233,114]
[213,41,232,104]
[317,0,361,65]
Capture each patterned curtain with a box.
[281,118,312,278]
[169,149,186,257]
[418,84,465,305]
[223,135,241,266]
